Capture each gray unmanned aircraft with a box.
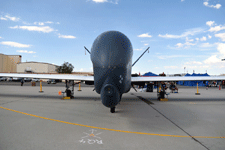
[1,31,225,113]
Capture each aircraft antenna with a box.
[84,46,91,54]
[132,47,150,67]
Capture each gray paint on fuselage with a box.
[91,31,133,107]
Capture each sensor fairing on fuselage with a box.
[91,31,133,108]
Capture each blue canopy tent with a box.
[177,73,210,86]
[142,72,159,77]
[142,72,158,88]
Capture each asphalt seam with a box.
[134,94,210,150]
[0,99,22,106]
[150,105,210,150]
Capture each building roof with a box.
[0,53,21,57]
[18,61,58,66]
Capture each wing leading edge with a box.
[0,73,94,81]
[131,76,225,82]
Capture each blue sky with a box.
[0,0,225,75]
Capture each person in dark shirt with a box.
[169,82,178,93]
[21,79,24,86]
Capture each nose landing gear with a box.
[110,107,116,113]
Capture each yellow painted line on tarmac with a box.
[0,106,224,139]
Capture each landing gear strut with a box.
[65,80,75,98]
[110,107,115,113]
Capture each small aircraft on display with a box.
[1,31,225,113]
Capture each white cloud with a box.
[9,25,54,33]
[185,42,196,46]
[209,25,225,32]
[39,22,44,25]
[0,41,31,48]
[199,42,215,48]
[176,43,183,48]
[185,61,202,65]
[4,14,20,21]
[22,22,31,25]
[159,34,181,38]
[200,36,207,41]
[186,37,194,42]
[16,50,36,54]
[217,43,225,57]
[0,16,7,20]
[58,34,76,39]
[203,2,221,9]
[45,21,53,24]
[158,28,204,39]
[175,38,196,48]
[92,0,107,3]
[204,55,221,64]
[181,0,185,2]
[0,36,2,39]
[206,21,215,26]
[195,38,199,41]
[91,0,118,4]
[184,65,210,70]
[208,34,212,39]
[9,26,18,29]
[34,22,45,25]
[183,43,225,72]
[158,55,189,59]
[144,44,149,46]
[215,33,225,41]
[164,66,178,69]
[34,21,55,25]
[134,48,143,51]
[138,33,152,38]
[202,43,225,68]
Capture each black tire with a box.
[110,107,115,113]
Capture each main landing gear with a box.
[110,107,116,113]
[65,80,75,98]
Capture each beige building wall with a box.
[17,62,57,73]
[0,54,4,72]
[0,54,21,72]
[48,64,57,73]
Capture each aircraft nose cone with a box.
[101,84,120,108]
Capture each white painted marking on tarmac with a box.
[79,129,103,144]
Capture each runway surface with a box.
[0,82,225,150]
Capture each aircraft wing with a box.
[0,73,94,81]
[131,76,225,82]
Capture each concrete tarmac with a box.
[0,83,225,150]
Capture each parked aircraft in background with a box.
[1,31,225,113]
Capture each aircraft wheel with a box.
[110,107,115,113]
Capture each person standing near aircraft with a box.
[21,79,24,86]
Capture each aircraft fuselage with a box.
[91,31,133,108]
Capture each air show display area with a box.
[0,84,225,150]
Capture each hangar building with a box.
[17,62,58,73]
[0,53,22,72]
